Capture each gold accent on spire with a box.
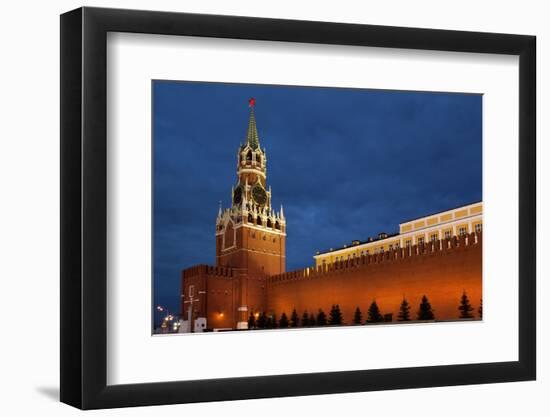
[246,104,260,150]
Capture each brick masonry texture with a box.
[181,232,482,328]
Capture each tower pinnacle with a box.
[246,98,260,150]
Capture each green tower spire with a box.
[246,98,260,150]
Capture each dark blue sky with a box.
[153,81,482,318]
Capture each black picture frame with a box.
[60,6,536,410]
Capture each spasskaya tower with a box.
[215,98,286,276]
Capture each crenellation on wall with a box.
[265,231,481,323]
[183,264,235,279]
[268,232,481,286]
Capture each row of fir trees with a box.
[247,291,482,329]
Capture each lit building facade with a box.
[314,202,482,267]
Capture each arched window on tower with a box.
[267,218,272,228]
[256,216,262,226]
[275,221,280,230]
[248,213,253,223]
[256,153,261,164]
[246,150,252,162]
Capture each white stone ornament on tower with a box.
[216,98,286,242]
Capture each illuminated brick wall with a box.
[182,233,482,329]
[267,232,482,323]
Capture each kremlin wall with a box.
[267,232,482,326]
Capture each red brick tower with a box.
[215,98,286,328]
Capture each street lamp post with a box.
[156,305,174,333]
[183,296,200,332]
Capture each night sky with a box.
[153,81,482,321]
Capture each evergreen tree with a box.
[352,307,363,325]
[301,311,310,327]
[397,298,411,321]
[417,295,435,320]
[329,304,344,325]
[290,308,299,328]
[366,300,384,323]
[478,299,483,319]
[257,312,267,329]
[279,312,289,328]
[316,309,327,326]
[247,312,256,329]
[309,312,316,327]
[458,291,474,319]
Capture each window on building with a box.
[256,216,262,226]
[459,227,467,236]
[256,154,261,163]
[189,285,195,298]
[275,221,280,230]
[430,233,438,242]
[417,237,424,245]
[475,223,482,233]
[444,230,451,239]
[246,150,252,161]
[380,247,384,253]
[266,218,272,228]
[366,250,370,255]
[248,213,253,223]
[405,240,412,248]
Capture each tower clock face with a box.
[252,185,267,205]
[233,186,242,205]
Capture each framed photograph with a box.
[60,7,536,409]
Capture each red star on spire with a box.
[248,97,256,108]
